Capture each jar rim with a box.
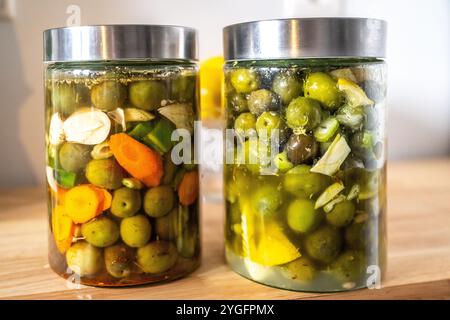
[223,17,387,61]
[43,24,198,62]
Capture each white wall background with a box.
[0,0,449,187]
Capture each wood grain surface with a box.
[0,158,449,300]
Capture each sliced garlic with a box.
[63,107,111,145]
[49,113,65,145]
[124,108,155,122]
[158,103,194,134]
[107,108,126,131]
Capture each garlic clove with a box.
[63,107,111,145]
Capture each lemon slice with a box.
[249,223,301,267]
[337,78,374,107]
[200,56,224,119]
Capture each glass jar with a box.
[44,25,200,286]
[223,18,387,292]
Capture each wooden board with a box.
[0,158,449,300]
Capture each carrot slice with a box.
[52,205,75,254]
[109,133,164,187]
[64,185,103,224]
[50,186,69,205]
[88,185,112,211]
[178,171,199,206]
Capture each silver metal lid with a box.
[44,25,198,62]
[223,18,387,60]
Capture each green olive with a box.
[329,250,364,284]
[230,69,260,93]
[283,164,329,198]
[58,142,91,173]
[228,92,248,113]
[143,185,175,218]
[85,159,125,190]
[255,111,285,140]
[111,187,142,218]
[129,80,166,110]
[52,83,88,116]
[326,200,356,227]
[345,218,368,249]
[285,257,316,283]
[286,134,318,165]
[66,241,103,276]
[170,75,195,102]
[247,89,279,116]
[104,244,135,278]
[286,97,322,130]
[250,184,283,216]
[272,72,303,105]
[136,241,178,274]
[287,199,321,233]
[304,72,343,110]
[155,208,178,240]
[91,80,127,111]
[304,225,342,264]
[81,216,120,247]
[234,112,256,136]
[120,215,152,248]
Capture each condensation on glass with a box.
[223,18,387,292]
[44,25,200,286]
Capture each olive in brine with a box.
[81,216,120,247]
[230,69,260,94]
[329,250,364,285]
[52,83,90,117]
[304,225,342,264]
[234,112,256,136]
[104,244,134,278]
[286,97,322,130]
[144,186,175,218]
[129,80,166,110]
[111,187,142,218]
[250,184,283,217]
[304,72,343,110]
[272,72,303,105]
[58,142,91,173]
[247,89,279,116]
[85,159,125,190]
[136,241,178,274]
[326,200,356,227]
[285,257,316,283]
[287,199,322,233]
[91,80,127,111]
[228,92,248,113]
[286,134,318,165]
[170,75,195,102]
[255,111,286,140]
[120,215,152,248]
[155,208,178,241]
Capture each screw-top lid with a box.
[223,18,387,60]
[44,24,198,62]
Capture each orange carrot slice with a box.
[64,185,103,224]
[109,133,164,187]
[52,205,75,254]
[178,171,199,206]
[88,185,112,211]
